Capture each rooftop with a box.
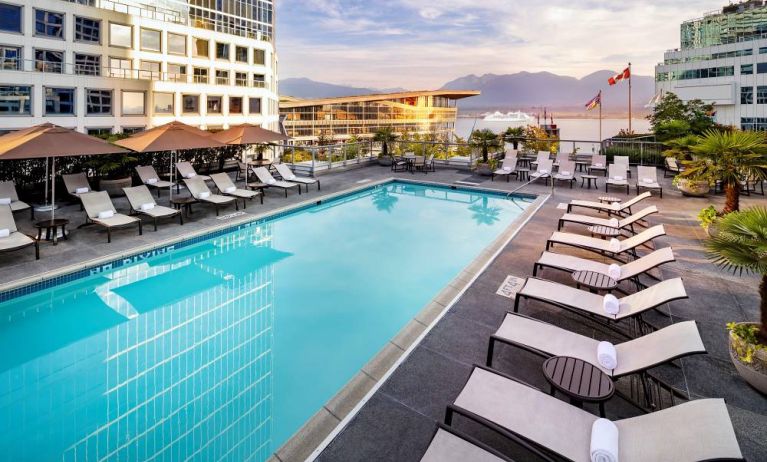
[278,90,481,108]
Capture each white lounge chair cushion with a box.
[287,173,297,180]
[421,428,507,462]
[97,210,114,219]
[597,342,618,370]
[0,228,8,238]
[560,171,571,176]
[76,187,90,194]
[608,218,619,228]
[590,419,619,462]
[595,163,604,167]
[540,169,549,174]
[0,198,10,205]
[146,178,159,185]
[198,191,211,199]
[603,294,620,315]
[140,203,155,211]
[612,202,621,207]
[503,166,512,171]
[140,205,178,218]
[224,186,237,194]
[613,176,624,181]
[608,264,621,280]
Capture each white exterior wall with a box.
[0,0,279,133]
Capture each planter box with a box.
[677,179,710,197]
[729,324,767,395]
[99,177,133,197]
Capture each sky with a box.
[276,0,724,89]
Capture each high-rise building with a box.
[0,0,279,136]
[654,1,767,130]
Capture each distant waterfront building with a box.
[655,0,767,130]
[279,90,480,142]
[0,0,279,135]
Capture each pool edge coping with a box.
[273,189,552,462]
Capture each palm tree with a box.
[470,129,501,163]
[679,130,767,213]
[373,127,398,157]
[468,196,501,225]
[706,206,767,342]
[372,189,398,213]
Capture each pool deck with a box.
[2,165,766,461]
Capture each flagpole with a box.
[599,90,603,142]
[628,62,632,133]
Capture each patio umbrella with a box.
[209,124,292,182]
[114,121,226,199]
[0,123,129,238]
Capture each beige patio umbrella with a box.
[114,121,226,198]
[209,124,292,182]
[0,123,130,239]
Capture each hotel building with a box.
[279,90,480,142]
[0,0,279,136]
[655,0,767,130]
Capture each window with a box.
[109,23,132,48]
[139,60,160,80]
[86,89,112,115]
[193,38,208,57]
[0,46,21,70]
[760,47,767,54]
[167,63,187,82]
[35,49,63,73]
[741,86,753,104]
[168,33,186,55]
[75,53,101,76]
[35,10,64,38]
[215,42,229,60]
[193,67,208,84]
[229,96,243,114]
[121,126,144,135]
[758,86,767,104]
[253,49,265,65]
[0,85,31,114]
[235,46,247,63]
[215,70,229,85]
[153,92,174,114]
[0,3,22,33]
[758,63,767,74]
[109,57,132,78]
[742,64,754,75]
[207,96,222,113]
[44,87,75,115]
[249,97,261,114]
[121,91,145,115]
[235,72,247,86]
[75,17,100,43]
[182,94,199,113]
[87,128,111,137]
[253,74,265,87]
[140,28,161,52]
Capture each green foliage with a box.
[373,127,398,157]
[521,125,558,154]
[698,206,719,231]
[87,153,138,179]
[706,206,767,276]
[649,93,716,140]
[470,129,502,163]
[655,120,691,142]
[504,126,524,138]
[663,134,699,161]
[728,323,766,361]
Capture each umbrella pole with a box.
[170,150,174,201]
[51,157,56,244]
[44,157,49,206]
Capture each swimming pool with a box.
[0,180,534,461]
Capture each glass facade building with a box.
[681,1,767,49]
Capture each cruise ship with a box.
[482,110,535,123]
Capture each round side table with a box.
[543,356,614,417]
[34,218,69,245]
[588,225,621,239]
[572,270,618,293]
[581,175,598,189]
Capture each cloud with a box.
[419,7,443,20]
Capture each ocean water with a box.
[456,117,652,142]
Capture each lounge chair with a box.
[0,205,38,259]
[546,225,666,262]
[567,191,652,215]
[135,165,174,197]
[0,181,32,219]
[80,191,142,243]
[491,157,518,182]
[183,177,237,216]
[636,166,663,198]
[420,424,513,462]
[62,172,93,206]
[423,154,436,173]
[553,152,569,168]
[614,155,632,178]
[253,167,300,197]
[487,313,705,382]
[588,154,608,176]
[123,185,182,230]
[274,163,321,191]
[664,157,683,178]
[605,164,630,194]
[557,205,658,233]
[529,151,549,169]
[446,366,743,462]
[176,161,211,181]
[235,160,248,181]
[742,176,765,196]
[553,160,576,188]
[504,149,518,159]
[530,159,553,185]
[209,173,262,208]
[533,246,675,289]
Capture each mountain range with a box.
[280,71,655,112]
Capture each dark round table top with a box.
[588,225,622,238]
[581,174,598,179]
[599,196,621,203]
[170,197,197,205]
[34,218,69,228]
[543,356,614,402]
[572,270,618,290]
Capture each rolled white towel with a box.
[613,176,624,181]
[595,163,604,167]
[0,228,9,238]
[560,170,571,176]
[198,191,210,199]
[539,169,548,174]
[608,218,619,228]
[608,238,620,252]
[288,174,297,180]
[503,166,512,171]
[607,264,621,280]
[75,187,89,194]
[268,179,277,185]
[611,201,621,208]
[603,294,620,315]
[184,172,196,179]
[224,186,236,194]
[597,341,618,370]
[0,198,10,205]
[590,418,619,462]
[97,210,114,219]
[643,178,654,184]
[140,203,155,211]
[146,178,159,185]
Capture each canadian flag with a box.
[608,67,631,86]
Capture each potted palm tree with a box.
[707,207,767,394]
[471,129,501,176]
[678,130,767,212]
[504,126,525,150]
[373,127,398,166]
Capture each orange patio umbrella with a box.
[209,124,292,182]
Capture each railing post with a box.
[311,147,316,175]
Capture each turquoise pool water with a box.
[0,181,532,461]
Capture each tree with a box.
[655,120,692,142]
[680,130,767,213]
[470,129,501,163]
[706,207,767,342]
[373,127,398,157]
[649,92,716,140]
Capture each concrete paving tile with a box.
[275,407,340,462]
[325,371,378,421]
[362,342,406,382]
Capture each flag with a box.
[585,92,601,111]
[644,91,663,108]
[608,67,631,86]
